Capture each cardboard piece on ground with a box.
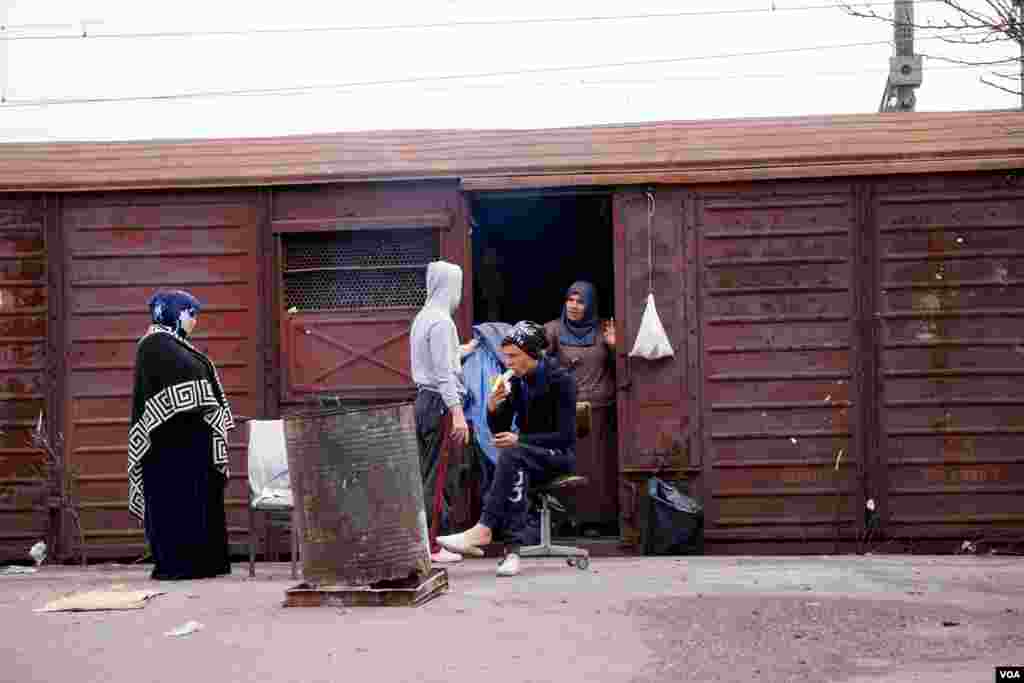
[35,589,166,613]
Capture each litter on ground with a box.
[35,589,165,613]
[2,566,38,575]
[164,620,204,637]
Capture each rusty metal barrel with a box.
[283,402,430,586]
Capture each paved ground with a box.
[2,555,1023,682]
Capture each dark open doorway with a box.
[468,191,619,539]
[469,193,615,327]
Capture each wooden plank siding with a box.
[873,173,1024,546]
[1,112,1023,559]
[0,196,49,561]
[693,181,863,549]
[60,190,264,559]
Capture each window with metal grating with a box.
[282,229,438,311]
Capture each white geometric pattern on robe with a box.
[127,328,234,522]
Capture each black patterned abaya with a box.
[129,313,234,580]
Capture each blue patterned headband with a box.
[148,290,202,336]
[501,320,548,359]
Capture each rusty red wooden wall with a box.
[613,189,693,548]
[613,172,1024,553]
[690,181,865,553]
[873,173,1024,546]
[2,181,469,562]
[0,197,49,562]
[3,170,1024,561]
[270,181,469,410]
[60,190,265,559]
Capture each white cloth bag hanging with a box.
[630,293,674,360]
[629,192,675,360]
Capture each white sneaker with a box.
[431,548,463,564]
[496,553,520,577]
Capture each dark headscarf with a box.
[558,281,599,347]
[148,290,202,338]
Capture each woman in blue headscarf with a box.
[129,290,235,580]
[544,281,616,404]
[544,281,619,536]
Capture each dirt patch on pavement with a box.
[626,595,1024,683]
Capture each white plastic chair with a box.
[246,419,298,579]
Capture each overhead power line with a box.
[0,1,952,41]
[0,63,991,111]
[0,32,988,109]
[0,62,993,111]
[243,62,994,99]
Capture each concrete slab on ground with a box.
[2,555,1022,683]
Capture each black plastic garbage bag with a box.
[641,477,704,555]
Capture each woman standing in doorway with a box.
[544,281,619,536]
[129,290,234,580]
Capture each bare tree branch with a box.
[939,30,1013,45]
[980,75,1023,96]
[841,2,1000,31]
[29,414,86,567]
[945,0,1003,29]
[980,0,1019,37]
[842,0,1024,104]
[980,0,1012,20]
[919,51,1020,66]
[988,69,1024,80]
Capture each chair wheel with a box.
[566,558,575,567]
[575,557,589,570]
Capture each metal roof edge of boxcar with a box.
[2,110,1024,193]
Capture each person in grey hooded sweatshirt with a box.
[411,260,476,564]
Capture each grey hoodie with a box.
[410,261,465,409]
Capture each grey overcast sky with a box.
[0,0,1017,142]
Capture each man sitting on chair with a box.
[438,321,577,577]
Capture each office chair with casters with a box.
[516,402,593,570]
